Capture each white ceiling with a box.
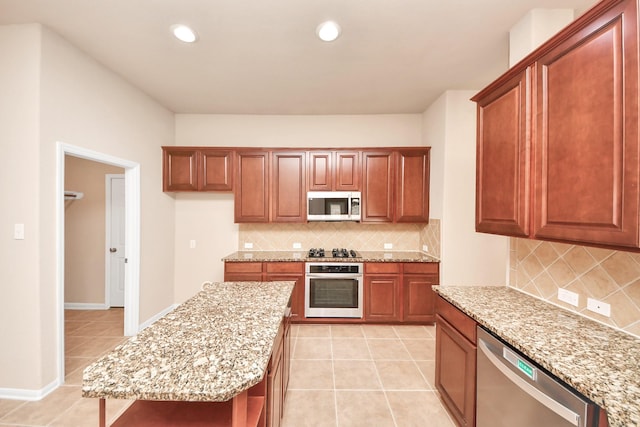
[0,0,597,114]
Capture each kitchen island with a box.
[434,285,640,427]
[82,280,294,427]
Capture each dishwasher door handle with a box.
[478,338,581,427]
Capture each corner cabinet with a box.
[473,0,640,250]
[435,296,477,427]
[362,149,431,223]
[364,262,439,324]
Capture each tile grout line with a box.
[364,328,399,427]
[329,326,340,427]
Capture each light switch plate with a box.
[558,288,579,306]
[587,298,611,317]
[14,223,24,240]
[189,240,196,249]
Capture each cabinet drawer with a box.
[265,262,304,274]
[436,296,476,344]
[225,262,263,273]
[365,262,401,274]
[403,262,439,275]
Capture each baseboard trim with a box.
[139,304,178,331]
[64,303,109,310]
[0,378,60,401]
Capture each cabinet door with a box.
[235,151,270,223]
[436,315,476,427]
[364,275,401,322]
[162,148,198,192]
[395,149,430,223]
[534,0,639,247]
[403,275,436,323]
[200,149,233,191]
[335,151,360,191]
[475,68,531,237]
[272,152,306,222]
[308,151,332,191]
[362,151,394,222]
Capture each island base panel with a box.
[106,394,264,427]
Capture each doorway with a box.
[56,142,141,385]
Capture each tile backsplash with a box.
[509,238,640,338]
[238,219,441,258]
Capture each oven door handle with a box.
[306,273,362,279]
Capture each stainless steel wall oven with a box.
[305,262,363,318]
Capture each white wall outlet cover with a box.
[293,242,302,249]
[189,239,196,249]
[422,245,428,252]
[587,298,611,317]
[244,242,253,249]
[558,288,579,307]
[383,243,393,249]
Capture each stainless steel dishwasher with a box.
[476,326,598,427]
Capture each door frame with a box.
[105,173,125,308]
[56,142,140,383]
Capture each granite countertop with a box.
[433,285,640,427]
[222,250,439,263]
[82,281,294,402]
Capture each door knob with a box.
[110,248,117,253]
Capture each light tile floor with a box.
[0,316,455,427]
[282,324,455,427]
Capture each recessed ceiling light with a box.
[171,24,198,43]
[316,21,341,42]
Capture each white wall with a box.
[423,91,509,286]
[0,24,45,392]
[509,9,575,66]
[173,114,424,302]
[0,23,176,395]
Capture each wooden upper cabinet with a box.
[534,0,639,248]
[308,151,332,191]
[395,149,430,223]
[200,149,233,191]
[334,151,360,191]
[162,147,233,192]
[473,0,640,250]
[235,151,270,223]
[272,151,306,222]
[163,147,198,191]
[475,68,531,237]
[307,150,360,191]
[362,151,394,222]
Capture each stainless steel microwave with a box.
[307,191,361,221]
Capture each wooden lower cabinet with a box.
[435,296,477,427]
[364,263,402,322]
[265,262,305,322]
[225,262,264,281]
[403,263,438,323]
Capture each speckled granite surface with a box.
[433,285,640,427]
[222,250,439,263]
[82,281,294,402]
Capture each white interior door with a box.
[108,175,126,307]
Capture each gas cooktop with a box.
[308,248,360,258]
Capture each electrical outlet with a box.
[244,242,253,249]
[293,242,302,249]
[189,240,196,249]
[558,289,579,307]
[383,243,393,250]
[587,298,611,317]
[422,245,428,252]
